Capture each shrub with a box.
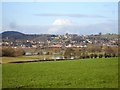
[104,53,110,58]
[64,48,75,58]
[14,48,25,56]
[94,54,98,58]
[85,54,89,59]
[81,56,85,59]
[90,54,94,58]
[99,54,103,58]
[2,47,15,57]
[2,47,25,57]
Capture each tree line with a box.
[1,44,119,59]
[64,44,118,59]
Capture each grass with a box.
[2,57,118,88]
[2,55,53,63]
[0,64,2,89]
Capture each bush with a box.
[64,48,75,58]
[90,54,94,58]
[81,56,85,59]
[104,53,111,58]
[99,54,103,58]
[2,47,15,57]
[86,55,90,58]
[14,48,25,56]
[94,54,98,58]
[2,47,25,57]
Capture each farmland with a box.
[2,57,118,88]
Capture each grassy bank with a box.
[2,55,53,63]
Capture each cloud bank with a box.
[3,21,117,35]
[34,13,107,18]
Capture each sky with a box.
[1,2,118,35]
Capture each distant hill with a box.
[2,31,26,41]
[1,31,49,42]
[1,31,118,42]
[2,31,25,37]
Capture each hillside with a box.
[2,31,26,41]
[1,31,47,41]
[1,31,118,42]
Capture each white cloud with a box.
[52,19,73,26]
[47,19,75,34]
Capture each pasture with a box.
[2,57,118,88]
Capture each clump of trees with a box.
[102,45,118,58]
[2,46,25,57]
[64,48,75,59]
[87,44,102,53]
[63,45,118,60]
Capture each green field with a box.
[2,57,118,88]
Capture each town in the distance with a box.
[1,31,119,61]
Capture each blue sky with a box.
[2,2,118,35]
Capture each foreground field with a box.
[2,57,118,88]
